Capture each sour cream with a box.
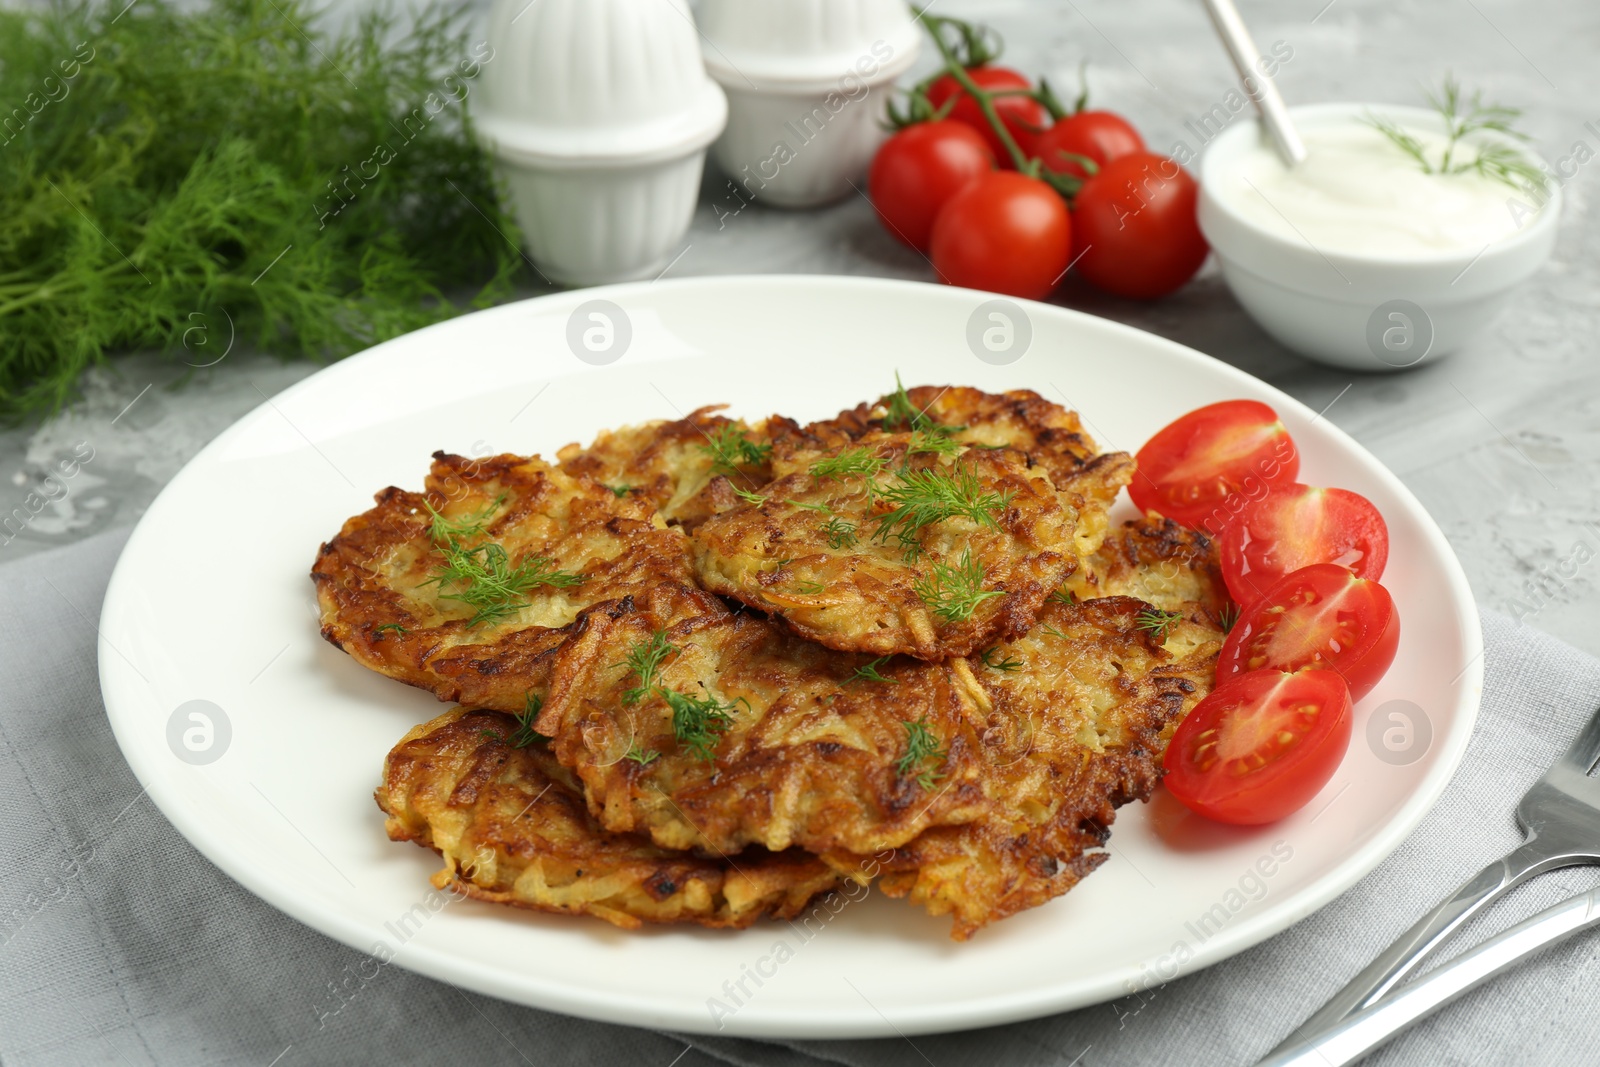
[1214,117,1536,257]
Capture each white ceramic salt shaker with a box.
[473,0,728,285]
[697,0,920,209]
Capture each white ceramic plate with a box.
[99,276,1481,1038]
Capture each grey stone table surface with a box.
[4,0,1598,655]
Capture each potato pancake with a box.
[691,437,1081,660]
[1068,515,1230,624]
[878,596,1224,939]
[557,406,819,531]
[378,707,844,929]
[312,451,693,711]
[534,582,996,856]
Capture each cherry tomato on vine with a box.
[869,121,996,252]
[1129,400,1300,531]
[1072,151,1208,299]
[1219,485,1390,605]
[929,171,1071,300]
[1030,109,1145,182]
[1218,564,1400,702]
[1163,668,1353,825]
[926,67,1048,165]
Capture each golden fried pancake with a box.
[879,596,1224,939]
[312,452,693,711]
[378,707,844,929]
[557,406,820,531]
[691,437,1081,660]
[534,582,995,856]
[1068,515,1231,625]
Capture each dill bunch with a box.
[0,0,528,417]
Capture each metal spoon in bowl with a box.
[1199,0,1307,166]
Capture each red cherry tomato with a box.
[930,171,1071,300]
[1163,668,1353,825]
[1072,151,1208,299]
[1130,400,1300,531]
[1219,484,1390,605]
[1030,109,1145,182]
[926,67,1049,166]
[868,121,996,252]
[1219,564,1401,703]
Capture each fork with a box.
[1263,702,1600,1059]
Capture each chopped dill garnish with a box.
[663,687,741,762]
[810,447,886,481]
[425,542,583,627]
[847,656,898,685]
[510,692,550,748]
[424,494,504,545]
[913,549,1004,622]
[1364,77,1544,193]
[701,424,772,475]
[622,630,677,706]
[978,647,1023,672]
[605,484,634,498]
[624,742,660,766]
[372,623,408,640]
[872,464,1011,553]
[785,499,833,513]
[729,484,768,506]
[1218,603,1240,634]
[791,580,825,594]
[1135,607,1184,640]
[895,717,947,790]
[1047,586,1076,606]
[823,516,859,549]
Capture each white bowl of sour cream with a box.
[1198,102,1559,371]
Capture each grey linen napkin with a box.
[3,530,1599,1067]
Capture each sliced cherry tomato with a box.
[1163,668,1353,825]
[1071,151,1208,299]
[926,67,1048,166]
[930,170,1071,300]
[1219,564,1400,702]
[1220,485,1390,605]
[869,121,996,252]
[1130,400,1299,530]
[1030,109,1145,182]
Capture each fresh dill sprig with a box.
[425,542,582,627]
[509,692,550,748]
[624,742,660,765]
[791,580,825,595]
[847,656,898,685]
[1047,586,1076,606]
[978,646,1023,672]
[823,516,859,549]
[1135,607,1184,640]
[785,498,833,513]
[605,484,634,498]
[1218,603,1240,634]
[895,717,947,790]
[872,465,1011,553]
[701,424,772,475]
[810,447,886,481]
[907,427,962,457]
[663,687,741,762]
[913,549,1004,623]
[1040,622,1068,641]
[730,484,769,506]
[1364,77,1544,193]
[882,373,965,437]
[424,494,504,545]
[622,631,677,706]
[372,623,408,640]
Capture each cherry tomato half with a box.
[1030,109,1145,182]
[926,67,1048,166]
[930,170,1071,300]
[1130,400,1300,531]
[1072,151,1208,299]
[1220,484,1390,606]
[1219,564,1400,703]
[869,121,996,253]
[1163,668,1353,825]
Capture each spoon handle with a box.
[1199,0,1307,166]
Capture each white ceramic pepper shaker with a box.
[473,0,728,285]
[698,0,920,209]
